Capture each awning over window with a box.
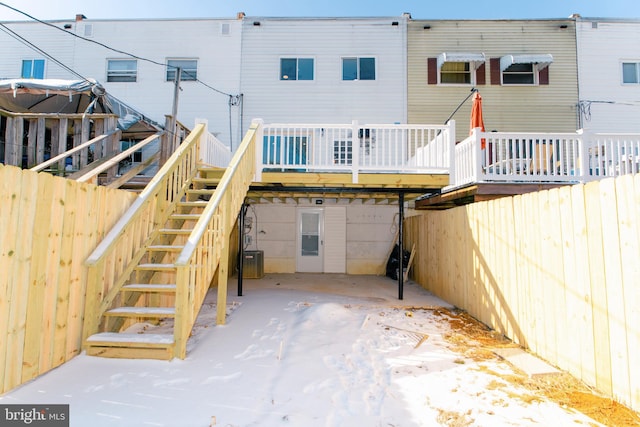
[500,54,553,71]
[437,52,486,70]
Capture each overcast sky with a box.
[0,0,639,21]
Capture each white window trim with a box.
[341,56,377,81]
[106,59,137,83]
[437,52,484,86]
[166,58,198,82]
[499,54,552,86]
[279,57,316,81]
[21,58,46,79]
[501,63,539,86]
[621,60,640,85]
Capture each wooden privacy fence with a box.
[404,174,640,412]
[0,164,136,394]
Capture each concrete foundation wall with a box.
[244,201,398,274]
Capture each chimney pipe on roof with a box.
[237,12,245,20]
[75,14,86,21]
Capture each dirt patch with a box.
[415,307,640,427]
[435,408,473,427]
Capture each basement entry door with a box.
[296,207,346,273]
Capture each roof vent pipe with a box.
[75,14,86,21]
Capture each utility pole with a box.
[170,67,182,152]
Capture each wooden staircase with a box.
[84,167,226,360]
[83,121,258,360]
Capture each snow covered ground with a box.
[1,276,605,427]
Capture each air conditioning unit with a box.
[242,250,264,279]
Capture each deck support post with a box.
[237,203,248,296]
[398,192,404,300]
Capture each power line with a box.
[0,2,234,98]
[0,23,90,83]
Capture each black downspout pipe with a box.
[398,192,404,300]
[237,203,247,297]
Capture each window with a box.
[166,59,198,81]
[21,59,45,79]
[342,57,375,81]
[333,141,352,165]
[441,62,471,84]
[498,54,553,86]
[280,58,314,81]
[502,63,536,85]
[435,53,485,85]
[622,62,639,84]
[107,59,137,82]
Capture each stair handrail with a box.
[172,120,261,358]
[82,124,206,343]
[29,130,118,172]
[75,131,164,184]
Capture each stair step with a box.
[147,245,184,252]
[105,307,176,318]
[122,284,177,293]
[85,333,174,360]
[136,263,176,271]
[176,201,208,207]
[169,214,201,220]
[158,228,193,235]
[192,177,221,185]
[87,332,174,346]
[186,189,216,195]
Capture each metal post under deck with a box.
[398,192,404,300]
[237,203,247,297]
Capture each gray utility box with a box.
[242,250,264,279]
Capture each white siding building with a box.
[0,15,244,147]
[239,16,408,126]
[576,17,640,133]
[238,16,409,274]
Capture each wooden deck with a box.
[414,182,569,210]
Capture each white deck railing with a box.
[196,118,232,167]
[258,121,455,183]
[452,128,640,189]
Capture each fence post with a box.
[577,129,590,181]
[352,120,360,184]
[472,127,483,183]
[447,120,456,186]
[195,118,209,164]
[254,119,264,183]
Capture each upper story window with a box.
[437,53,485,85]
[498,54,553,86]
[166,59,198,82]
[107,59,137,82]
[622,62,639,84]
[441,62,472,84]
[21,59,45,79]
[502,63,536,85]
[280,58,314,81]
[342,57,376,81]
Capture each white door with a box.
[296,208,324,272]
